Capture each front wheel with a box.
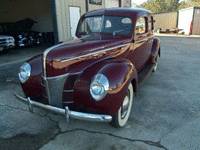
[110,83,133,128]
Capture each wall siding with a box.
[153,12,178,32]
[55,0,105,42]
[192,8,200,35]
[105,0,119,8]
[89,1,105,11]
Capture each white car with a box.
[0,35,15,52]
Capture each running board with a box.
[138,62,155,89]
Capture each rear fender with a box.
[150,37,161,63]
[73,59,138,116]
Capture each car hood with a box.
[0,35,14,39]
[44,33,131,77]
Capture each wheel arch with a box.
[73,58,138,116]
[150,37,161,63]
[131,78,138,96]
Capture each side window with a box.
[122,17,132,24]
[105,20,112,28]
[135,17,147,34]
[151,16,154,30]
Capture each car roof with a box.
[83,8,152,19]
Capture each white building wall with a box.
[105,0,119,8]
[178,7,194,35]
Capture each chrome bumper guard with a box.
[15,93,112,123]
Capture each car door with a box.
[129,16,153,72]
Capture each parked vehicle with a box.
[0,35,15,53]
[0,18,43,47]
[15,8,160,127]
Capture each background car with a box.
[0,18,43,47]
[0,35,15,53]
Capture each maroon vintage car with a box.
[15,8,160,127]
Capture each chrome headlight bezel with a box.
[90,74,109,101]
[19,62,31,83]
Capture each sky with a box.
[132,0,148,5]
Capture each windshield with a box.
[78,16,133,37]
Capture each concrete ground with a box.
[0,36,199,150]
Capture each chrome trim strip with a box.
[43,73,69,81]
[100,15,105,32]
[63,101,74,104]
[63,90,74,92]
[43,71,82,80]
[43,38,79,78]
[43,95,48,99]
[43,41,78,106]
[15,93,112,123]
[61,43,131,63]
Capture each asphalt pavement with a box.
[0,36,199,150]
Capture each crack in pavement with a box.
[0,105,60,150]
[37,113,62,150]
[41,112,169,150]
[158,128,177,149]
[1,103,168,149]
[0,103,48,117]
[57,128,168,150]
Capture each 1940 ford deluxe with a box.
[15,8,160,128]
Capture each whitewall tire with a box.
[110,83,133,128]
[153,56,158,72]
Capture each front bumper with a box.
[15,93,112,123]
[0,43,15,51]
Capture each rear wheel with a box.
[153,56,158,72]
[110,83,133,128]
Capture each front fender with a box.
[20,54,44,102]
[150,37,161,63]
[73,59,137,116]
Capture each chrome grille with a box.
[43,72,82,108]
[43,74,69,108]
[62,73,80,104]
[0,39,6,44]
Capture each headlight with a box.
[18,62,31,83]
[90,74,109,101]
[18,35,22,39]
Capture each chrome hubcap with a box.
[121,90,130,119]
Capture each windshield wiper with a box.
[113,28,129,37]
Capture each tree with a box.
[189,0,200,6]
[178,0,200,9]
[142,0,161,13]
[138,0,180,13]
[169,0,180,11]
[178,1,192,9]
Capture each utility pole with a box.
[86,0,88,12]
[119,0,122,7]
